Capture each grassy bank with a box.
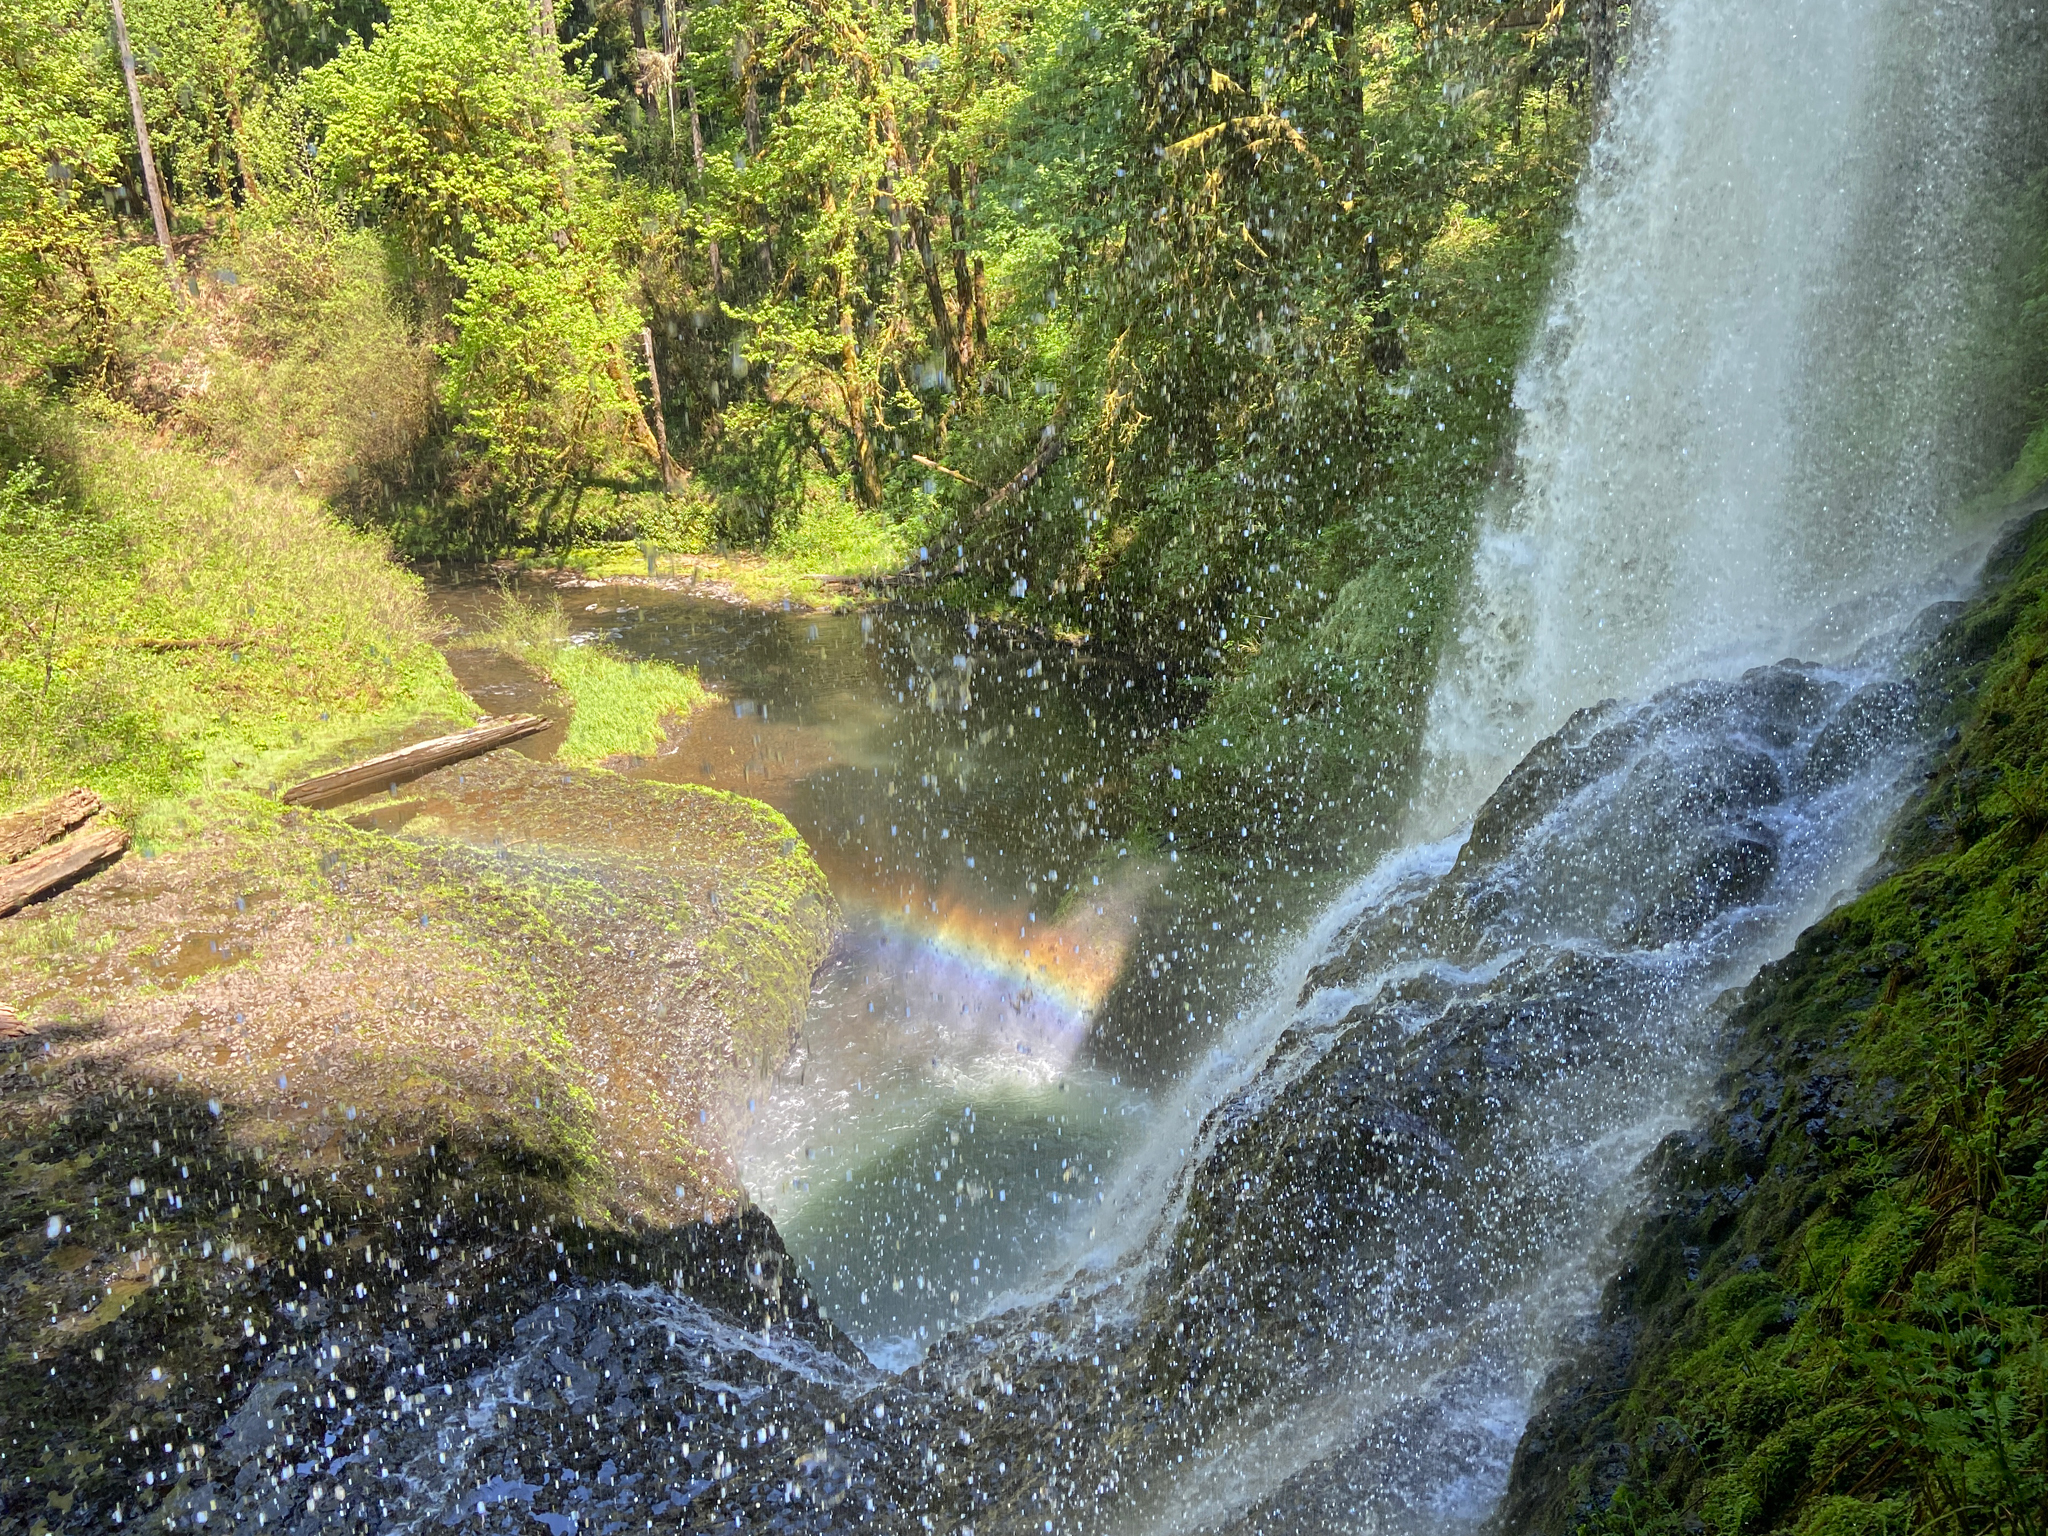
[452,588,713,764]
[1500,488,2048,1536]
[0,396,472,819]
[0,395,835,1210]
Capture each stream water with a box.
[433,590,1238,1365]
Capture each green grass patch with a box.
[458,589,711,762]
[543,540,892,611]
[0,393,473,822]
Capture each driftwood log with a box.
[0,788,101,863]
[0,823,131,918]
[280,714,551,809]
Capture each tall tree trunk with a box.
[947,161,976,376]
[641,327,675,488]
[1586,0,1620,103]
[108,0,176,286]
[970,254,988,356]
[528,0,573,189]
[657,0,679,145]
[678,4,718,289]
[834,277,883,504]
[681,4,706,172]
[739,33,761,156]
[908,207,958,384]
[881,173,904,270]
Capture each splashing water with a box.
[1414,0,2016,827]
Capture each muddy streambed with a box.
[430,583,1293,1365]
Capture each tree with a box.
[0,0,128,376]
[306,0,661,483]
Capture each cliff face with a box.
[1499,496,2048,1536]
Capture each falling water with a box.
[1416,0,2016,825]
[1017,0,2032,1529]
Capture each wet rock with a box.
[1793,678,1923,793]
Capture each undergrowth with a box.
[0,393,472,819]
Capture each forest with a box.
[3,0,1602,857]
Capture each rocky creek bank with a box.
[0,735,836,1531]
[1497,505,2048,1536]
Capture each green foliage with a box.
[305,0,660,488]
[125,224,440,509]
[0,0,129,379]
[905,0,1590,866]
[125,0,264,213]
[461,589,710,764]
[3,0,1591,868]
[304,0,590,282]
[441,210,649,486]
[0,392,471,814]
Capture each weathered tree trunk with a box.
[0,789,101,864]
[0,824,129,918]
[280,716,552,809]
[947,162,977,376]
[909,207,959,383]
[1586,0,1621,103]
[679,5,717,288]
[657,0,679,143]
[970,255,989,356]
[1364,234,1406,374]
[681,5,707,173]
[642,327,675,487]
[836,294,885,506]
[977,425,1063,518]
[108,0,176,286]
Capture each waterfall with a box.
[1043,2,2032,1531]
[1415,0,2014,830]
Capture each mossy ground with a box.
[1,754,833,1224]
[0,404,849,1530]
[1501,501,2048,1536]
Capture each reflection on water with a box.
[435,584,1189,1351]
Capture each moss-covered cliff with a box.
[1500,493,2048,1536]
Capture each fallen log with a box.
[280,714,551,809]
[0,824,130,918]
[0,787,102,863]
[975,422,1063,519]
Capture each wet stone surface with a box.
[0,648,1949,1535]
